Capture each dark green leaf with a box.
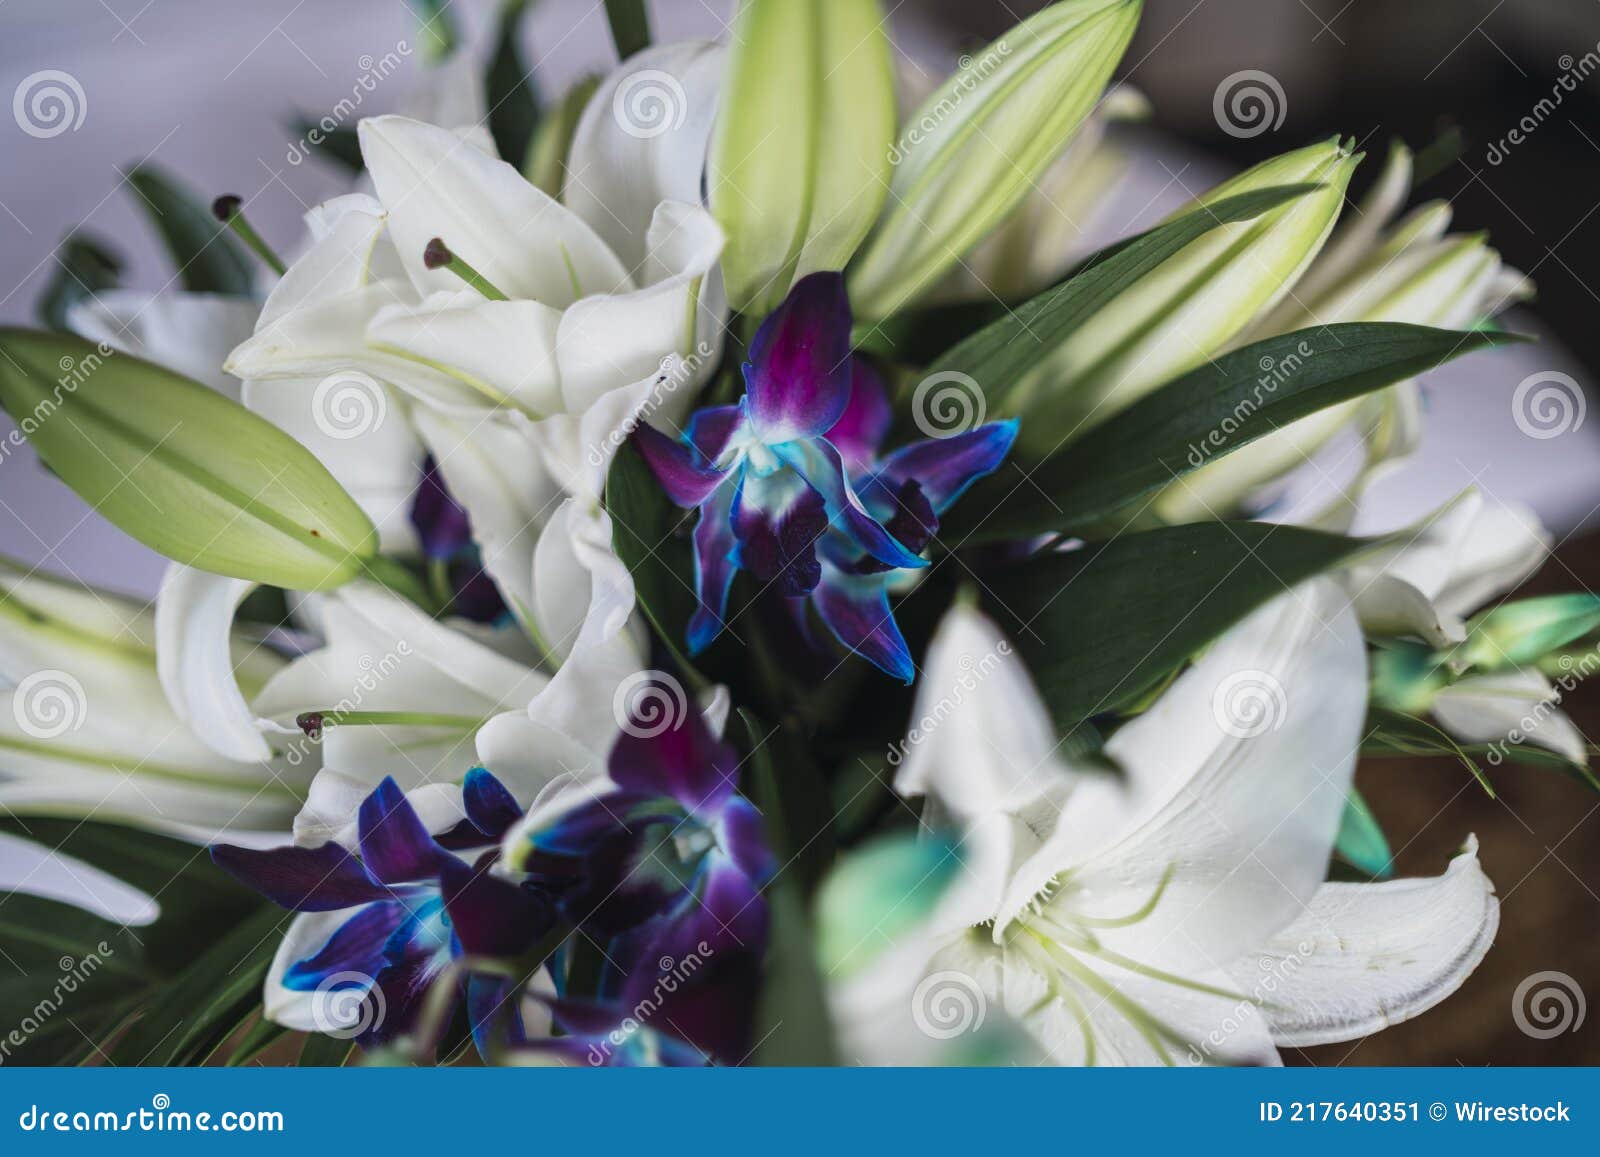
[487,0,542,170]
[603,0,652,59]
[289,120,363,172]
[298,1030,354,1067]
[946,323,1519,542]
[1362,705,1600,792]
[224,1014,291,1066]
[984,521,1380,731]
[741,711,837,1066]
[109,904,285,1066]
[35,232,122,333]
[739,710,835,893]
[123,164,254,295]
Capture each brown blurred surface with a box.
[1295,532,1600,1066]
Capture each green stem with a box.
[211,196,287,275]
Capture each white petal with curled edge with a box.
[1432,669,1589,766]
[155,564,281,763]
[1077,580,1367,971]
[1230,837,1498,1047]
[264,909,351,1032]
[564,41,725,271]
[68,290,259,400]
[358,115,630,305]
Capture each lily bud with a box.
[1457,593,1600,673]
[849,0,1142,320]
[710,0,896,315]
[1007,136,1359,456]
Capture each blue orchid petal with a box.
[718,796,776,885]
[688,479,738,654]
[633,423,729,508]
[687,404,747,463]
[461,766,523,839]
[876,418,1020,514]
[813,571,916,683]
[209,841,388,912]
[282,901,410,991]
[777,438,928,572]
[744,272,854,442]
[731,465,827,596]
[358,776,458,886]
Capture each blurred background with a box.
[0,0,1597,1064]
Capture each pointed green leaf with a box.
[1334,787,1394,878]
[0,329,379,590]
[487,0,542,170]
[945,323,1520,542]
[36,232,123,333]
[983,521,1381,731]
[1460,593,1600,671]
[124,164,254,296]
[602,0,652,59]
[711,0,895,314]
[848,0,1142,318]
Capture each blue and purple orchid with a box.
[634,272,1018,682]
[508,684,773,1065]
[210,769,550,1055]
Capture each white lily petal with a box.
[0,830,159,925]
[563,41,725,271]
[399,50,488,132]
[358,115,630,304]
[264,909,349,1032]
[67,290,258,400]
[1233,837,1498,1046]
[476,711,610,809]
[154,564,279,763]
[0,560,155,684]
[1348,574,1466,650]
[1433,669,1588,766]
[1077,581,1366,969]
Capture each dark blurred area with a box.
[912,0,1600,1066]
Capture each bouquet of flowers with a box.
[1,0,1592,1068]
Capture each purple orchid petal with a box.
[633,423,729,508]
[618,863,767,1064]
[718,796,775,884]
[439,857,554,958]
[876,418,1020,514]
[731,466,827,596]
[777,439,928,572]
[461,767,523,840]
[467,974,520,1058]
[446,560,510,624]
[609,694,741,817]
[410,455,473,561]
[688,479,738,655]
[744,272,853,442]
[281,901,410,990]
[687,404,746,463]
[813,572,916,683]
[825,357,894,472]
[358,777,458,886]
[209,841,388,912]
[361,947,445,1048]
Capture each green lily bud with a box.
[1370,643,1450,716]
[1458,593,1600,672]
[710,0,896,315]
[848,0,1142,320]
[0,329,378,590]
[1007,136,1359,457]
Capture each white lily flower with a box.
[0,560,308,839]
[834,586,1498,1065]
[1345,488,1550,650]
